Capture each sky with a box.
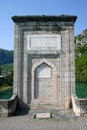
[0,0,87,50]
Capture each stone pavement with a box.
[0,109,87,130]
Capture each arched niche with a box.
[36,63,51,79]
[31,60,57,104]
[34,62,52,99]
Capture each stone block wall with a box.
[12,15,77,109]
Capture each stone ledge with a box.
[72,95,87,116]
[12,15,77,23]
[0,95,17,117]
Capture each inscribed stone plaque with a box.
[36,113,51,119]
[27,34,61,50]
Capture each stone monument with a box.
[12,15,77,110]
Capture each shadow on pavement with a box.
[12,108,29,116]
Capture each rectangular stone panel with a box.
[27,34,61,50]
[35,113,51,119]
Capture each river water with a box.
[0,82,87,99]
[0,89,13,99]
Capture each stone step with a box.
[29,109,78,121]
[35,113,51,119]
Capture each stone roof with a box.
[12,15,77,23]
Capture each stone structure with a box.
[12,15,77,110]
[72,95,87,116]
[0,95,17,117]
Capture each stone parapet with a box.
[72,95,87,116]
[0,95,17,117]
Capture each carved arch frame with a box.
[31,59,58,104]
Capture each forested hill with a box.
[0,49,13,65]
[75,29,87,82]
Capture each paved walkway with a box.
[0,109,87,130]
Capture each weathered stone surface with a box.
[35,113,51,119]
[72,96,87,116]
[0,95,17,117]
[12,15,77,110]
[27,34,61,50]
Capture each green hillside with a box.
[0,48,13,65]
[75,41,87,82]
[1,63,13,73]
[75,30,87,98]
[75,46,87,98]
